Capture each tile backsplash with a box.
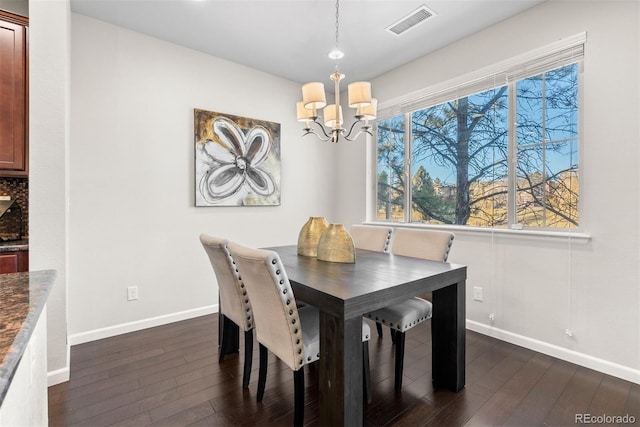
[0,178,28,239]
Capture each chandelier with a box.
[296,0,377,143]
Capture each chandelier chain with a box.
[334,0,340,52]
[336,0,340,49]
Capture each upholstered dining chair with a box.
[350,224,393,252]
[228,242,372,426]
[199,234,254,389]
[365,228,454,392]
[350,224,393,338]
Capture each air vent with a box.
[385,5,436,36]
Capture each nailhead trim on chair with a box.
[225,248,253,331]
[268,252,309,367]
[383,229,392,252]
[364,307,431,333]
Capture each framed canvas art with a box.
[194,109,281,206]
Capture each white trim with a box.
[467,320,640,385]
[47,367,70,387]
[364,221,591,243]
[68,304,218,346]
[47,341,71,386]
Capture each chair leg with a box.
[362,341,371,404]
[242,330,253,389]
[394,331,406,392]
[293,368,305,427]
[257,344,268,402]
[376,322,383,338]
[219,314,240,363]
[390,328,397,345]
[219,314,229,362]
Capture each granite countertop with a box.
[0,270,55,406]
[0,240,28,253]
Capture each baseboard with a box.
[68,304,218,346]
[466,320,640,385]
[47,367,69,386]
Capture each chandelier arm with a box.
[342,120,373,141]
[309,119,334,139]
[303,120,333,141]
[303,128,333,142]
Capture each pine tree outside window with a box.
[374,36,583,231]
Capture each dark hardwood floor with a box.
[48,314,639,426]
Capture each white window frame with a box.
[368,33,587,237]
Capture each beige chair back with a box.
[390,228,454,262]
[200,234,253,332]
[350,224,393,252]
[228,242,306,371]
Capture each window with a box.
[515,65,579,228]
[376,116,406,221]
[374,38,582,230]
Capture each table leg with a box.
[319,312,363,426]
[431,280,466,391]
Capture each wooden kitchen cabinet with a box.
[0,250,28,273]
[0,11,28,177]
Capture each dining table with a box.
[261,244,468,426]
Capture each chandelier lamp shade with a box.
[296,0,377,143]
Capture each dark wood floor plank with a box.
[503,357,577,426]
[66,377,179,425]
[422,384,494,427]
[148,393,219,424]
[48,313,638,427]
[543,366,603,426]
[70,347,167,380]
[381,397,438,427]
[586,374,632,417]
[463,352,553,426]
[50,378,142,417]
[109,411,153,427]
[624,383,640,422]
[148,401,216,426]
[470,347,533,393]
[71,347,133,372]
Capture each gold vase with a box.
[297,217,329,257]
[317,224,356,263]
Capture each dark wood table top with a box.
[267,245,467,319]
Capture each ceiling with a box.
[70,0,546,86]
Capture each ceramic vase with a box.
[317,223,356,263]
[297,216,329,257]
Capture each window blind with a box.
[377,32,586,120]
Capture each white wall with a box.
[336,0,640,382]
[29,0,70,384]
[68,14,339,341]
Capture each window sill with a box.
[363,221,591,243]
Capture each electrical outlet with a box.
[473,286,483,302]
[127,286,138,301]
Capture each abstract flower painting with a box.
[194,109,281,206]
